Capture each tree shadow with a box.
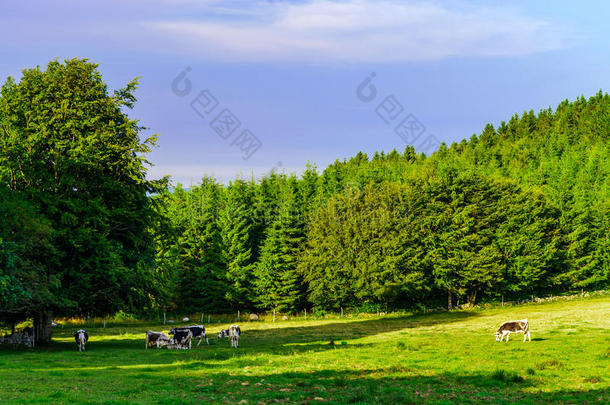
[17,366,607,404]
[173,368,609,404]
[239,310,479,346]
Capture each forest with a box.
[1,60,608,342]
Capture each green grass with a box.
[1,297,609,404]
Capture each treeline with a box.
[1,60,608,338]
[154,92,609,313]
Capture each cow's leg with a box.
[506,333,510,342]
[197,336,202,347]
[527,331,531,342]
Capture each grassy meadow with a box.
[1,296,609,404]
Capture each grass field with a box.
[1,297,609,404]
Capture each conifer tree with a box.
[254,183,304,312]
[218,179,255,309]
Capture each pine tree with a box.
[218,179,255,309]
[175,179,227,313]
[254,183,304,312]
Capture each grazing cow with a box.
[218,329,230,339]
[495,319,531,342]
[169,329,193,350]
[145,330,171,349]
[228,325,241,348]
[75,329,88,352]
[169,325,209,347]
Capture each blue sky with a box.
[1,0,609,184]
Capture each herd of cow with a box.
[72,324,242,352]
[2,318,531,352]
[70,319,531,352]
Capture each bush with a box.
[491,369,525,383]
[353,302,382,315]
[113,310,137,322]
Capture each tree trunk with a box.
[467,290,477,307]
[447,291,453,310]
[34,312,53,346]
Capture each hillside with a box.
[152,93,609,314]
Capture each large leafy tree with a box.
[299,181,429,310]
[0,59,162,342]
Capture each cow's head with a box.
[218,329,228,338]
[494,331,503,342]
[169,328,176,335]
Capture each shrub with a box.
[113,310,137,322]
[491,369,525,383]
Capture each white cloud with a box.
[142,0,571,63]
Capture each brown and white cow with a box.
[495,319,531,342]
[145,330,171,349]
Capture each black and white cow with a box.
[74,329,88,352]
[169,329,193,350]
[495,319,531,342]
[145,330,171,349]
[228,325,241,348]
[217,328,230,338]
[169,325,209,347]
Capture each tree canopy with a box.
[0,59,163,342]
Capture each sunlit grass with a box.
[1,296,609,404]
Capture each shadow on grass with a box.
[14,367,608,404]
[172,368,609,404]
[240,310,479,345]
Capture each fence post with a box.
[341,307,343,318]
[238,310,240,322]
[201,313,204,323]
[273,309,276,322]
[208,315,210,324]
[501,295,504,307]
[103,318,106,329]
[163,312,166,325]
[305,308,307,320]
